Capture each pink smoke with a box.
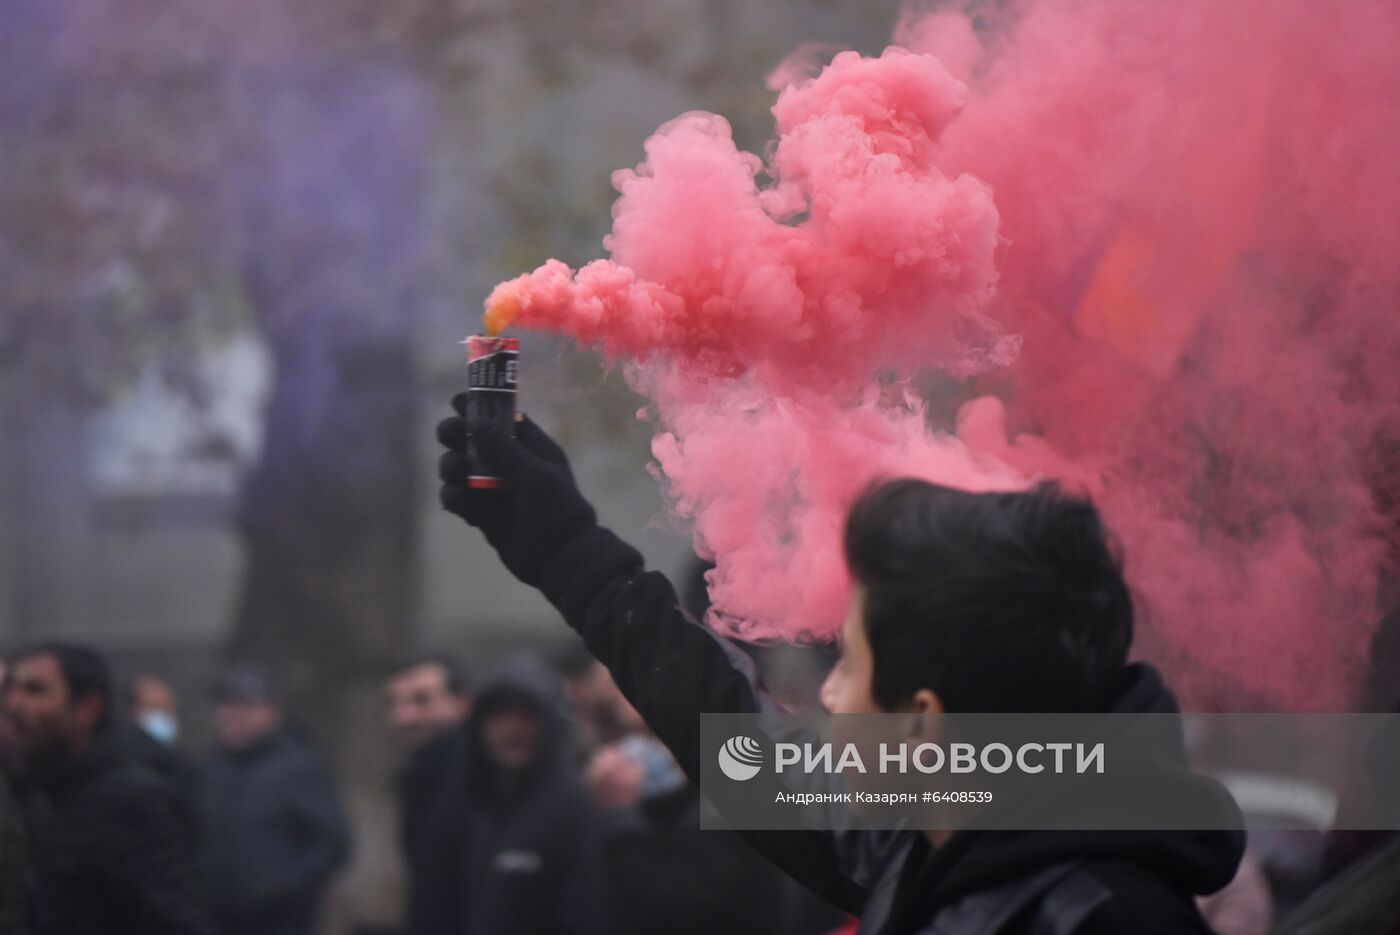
[487,1,1400,710]
[490,49,1019,635]
[490,51,1016,385]
[903,0,1400,710]
[488,49,1024,639]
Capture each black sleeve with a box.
[536,527,881,915]
[102,783,213,935]
[1067,862,1217,935]
[240,754,350,912]
[232,750,350,912]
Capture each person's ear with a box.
[905,689,945,741]
[911,689,944,716]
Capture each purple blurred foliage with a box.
[0,0,440,754]
[0,0,434,404]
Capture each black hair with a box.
[843,479,1133,714]
[387,653,470,696]
[12,641,114,728]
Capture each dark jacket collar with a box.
[218,725,298,763]
[859,664,1245,934]
[31,726,125,793]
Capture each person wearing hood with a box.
[436,407,1246,935]
[412,654,606,935]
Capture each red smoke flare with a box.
[482,1,1400,710]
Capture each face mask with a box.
[139,710,180,747]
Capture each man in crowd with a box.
[413,653,605,935]
[383,654,470,934]
[195,666,348,935]
[437,406,1245,935]
[129,674,181,747]
[585,712,846,935]
[122,673,197,845]
[555,646,644,750]
[0,642,209,934]
[561,641,842,935]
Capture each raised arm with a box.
[437,403,877,911]
[437,405,765,764]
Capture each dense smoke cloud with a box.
[485,0,1400,710]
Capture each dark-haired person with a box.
[383,654,471,935]
[0,642,209,934]
[436,404,1245,935]
[387,654,472,754]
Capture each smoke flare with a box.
[483,1,1400,710]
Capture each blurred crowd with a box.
[0,637,847,935]
[0,637,1395,935]
[0,644,345,935]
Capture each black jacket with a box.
[399,725,466,935]
[14,728,210,935]
[413,656,605,935]
[537,529,1246,935]
[601,782,845,935]
[195,728,349,935]
[122,724,199,848]
[0,771,28,935]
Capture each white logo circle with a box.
[718,735,764,781]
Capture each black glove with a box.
[437,395,642,608]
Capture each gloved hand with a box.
[437,394,600,590]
